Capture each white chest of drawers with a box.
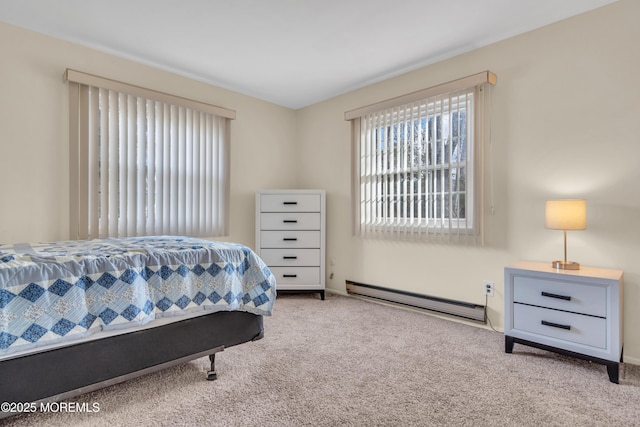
[256,190,325,300]
[504,261,623,383]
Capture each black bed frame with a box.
[0,310,263,417]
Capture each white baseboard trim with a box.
[326,288,348,297]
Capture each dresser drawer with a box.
[270,267,320,285]
[513,276,606,317]
[261,212,321,230]
[260,194,321,212]
[259,249,320,267]
[260,231,321,248]
[513,303,606,349]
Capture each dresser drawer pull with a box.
[541,320,571,330]
[283,256,298,259]
[283,274,298,278]
[283,238,298,241]
[283,201,298,205]
[283,220,298,223]
[541,291,571,301]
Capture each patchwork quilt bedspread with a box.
[0,236,276,357]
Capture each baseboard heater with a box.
[346,280,486,322]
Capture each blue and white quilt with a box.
[0,236,276,357]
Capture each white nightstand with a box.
[504,261,624,383]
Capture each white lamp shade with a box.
[545,199,586,230]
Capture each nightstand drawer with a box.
[513,276,606,317]
[260,231,321,248]
[270,267,320,285]
[261,213,321,230]
[513,303,606,349]
[259,249,320,267]
[260,194,321,212]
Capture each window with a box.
[66,69,235,240]
[346,71,495,244]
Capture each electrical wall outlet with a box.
[483,281,494,297]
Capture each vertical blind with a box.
[346,71,496,244]
[66,69,235,240]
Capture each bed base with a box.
[0,310,263,417]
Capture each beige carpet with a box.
[4,293,640,426]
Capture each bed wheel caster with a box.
[207,370,217,381]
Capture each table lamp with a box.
[545,199,586,270]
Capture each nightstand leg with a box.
[606,363,619,384]
[505,336,514,353]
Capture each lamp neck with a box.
[563,229,568,263]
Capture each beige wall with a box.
[0,21,297,247]
[0,0,638,364]
[296,0,640,363]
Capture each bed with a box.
[0,236,276,417]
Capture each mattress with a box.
[0,236,276,358]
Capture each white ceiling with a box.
[0,0,618,109]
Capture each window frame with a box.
[346,71,496,244]
[65,69,235,240]
[362,94,474,230]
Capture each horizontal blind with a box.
[69,77,231,239]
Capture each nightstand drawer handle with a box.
[541,320,571,330]
[283,220,298,223]
[283,202,298,205]
[283,256,298,259]
[283,274,298,278]
[283,238,298,241]
[541,291,571,301]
